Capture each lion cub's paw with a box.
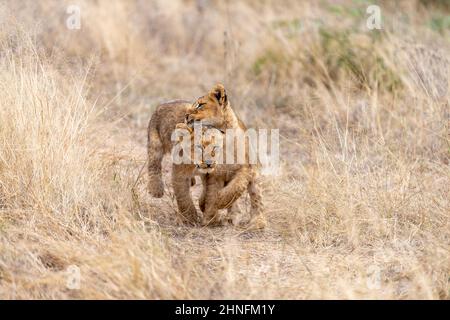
[230,212,248,227]
[202,212,227,227]
[179,207,200,225]
[245,215,267,231]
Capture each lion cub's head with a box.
[175,123,224,174]
[185,84,228,128]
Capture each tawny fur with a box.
[147,100,198,222]
[147,84,266,228]
[199,166,265,229]
[181,84,266,228]
[175,123,259,226]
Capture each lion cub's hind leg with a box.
[147,124,165,198]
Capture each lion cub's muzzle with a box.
[196,159,216,173]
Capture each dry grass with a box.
[0,0,449,299]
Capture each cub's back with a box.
[149,100,192,153]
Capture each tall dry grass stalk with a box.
[0,0,449,299]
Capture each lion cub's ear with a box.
[209,83,228,107]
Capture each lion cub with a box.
[147,100,196,222]
[147,83,266,228]
[176,122,266,229]
[181,84,265,228]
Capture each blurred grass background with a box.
[0,0,448,299]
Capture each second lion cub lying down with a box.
[147,84,266,228]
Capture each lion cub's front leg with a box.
[201,174,226,226]
[216,167,251,209]
[199,175,207,213]
[172,165,198,224]
[218,169,266,229]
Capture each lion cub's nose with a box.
[205,159,213,167]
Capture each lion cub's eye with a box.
[196,103,205,110]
